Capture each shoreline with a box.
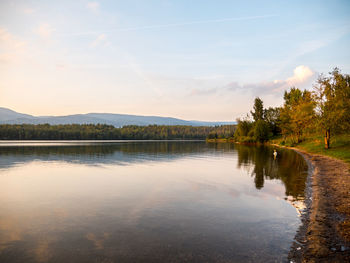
[286,147,350,262]
[215,140,350,261]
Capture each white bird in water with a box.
[273,149,278,160]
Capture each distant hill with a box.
[0,108,35,122]
[0,107,235,127]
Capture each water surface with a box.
[0,141,307,262]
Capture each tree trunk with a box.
[298,130,302,143]
[324,129,330,149]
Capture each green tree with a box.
[280,87,315,142]
[314,68,350,148]
[250,97,264,122]
[264,107,281,136]
[234,117,253,137]
[254,120,271,143]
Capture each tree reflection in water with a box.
[0,141,307,199]
[233,143,307,200]
[0,141,308,262]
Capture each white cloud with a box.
[90,34,111,47]
[35,23,55,39]
[0,28,25,48]
[190,87,218,96]
[287,65,313,84]
[231,65,314,94]
[23,8,36,14]
[86,1,100,12]
[0,27,26,64]
[274,65,314,92]
[190,65,315,97]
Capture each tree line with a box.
[0,123,236,140]
[233,68,350,148]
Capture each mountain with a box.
[0,107,235,127]
[0,107,35,122]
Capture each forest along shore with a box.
[287,147,350,262]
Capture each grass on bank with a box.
[273,134,350,164]
[206,138,235,143]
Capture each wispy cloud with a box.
[0,28,25,48]
[55,63,67,70]
[228,65,314,94]
[190,65,315,96]
[297,24,350,57]
[112,14,278,32]
[65,14,278,36]
[23,8,36,14]
[272,23,350,76]
[0,27,26,64]
[86,1,100,13]
[190,87,219,96]
[35,23,55,39]
[90,34,111,47]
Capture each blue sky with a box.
[0,0,349,121]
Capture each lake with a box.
[0,141,308,262]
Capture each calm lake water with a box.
[0,141,308,262]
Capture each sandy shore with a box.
[288,148,350,262]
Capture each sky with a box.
[0,0,350,121]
